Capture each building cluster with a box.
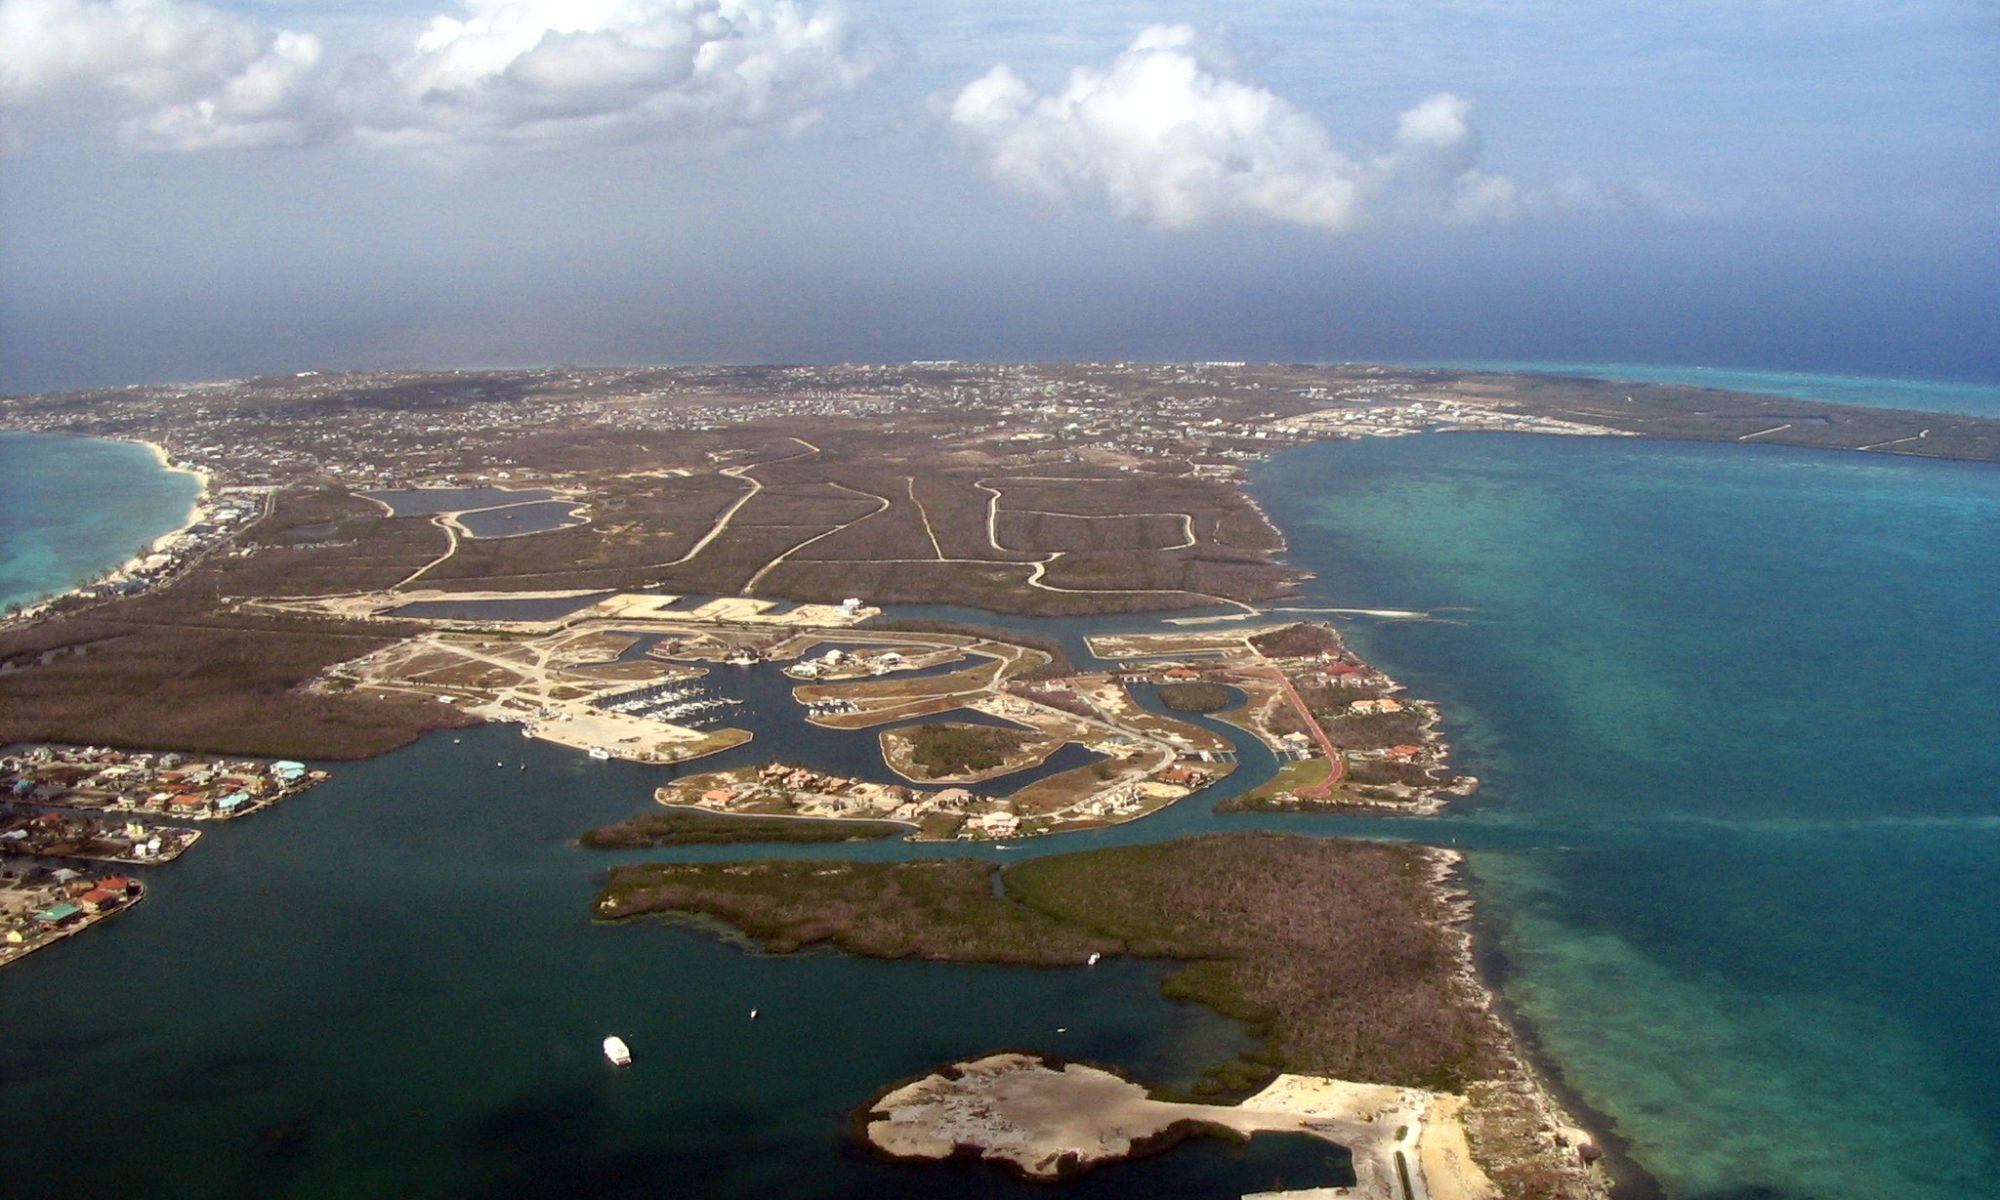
[0,867,143,964]
[782,645,911,680]
[0,809,199,864]
[6,489,266,622]
[0,362,1587,498]
[1,746,321,821]
[679,765,920,822]
[0,745,328,971]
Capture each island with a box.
[4,360,1975,1185]
[596,833,1606,1197]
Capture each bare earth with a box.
[863,1052,1495,1200]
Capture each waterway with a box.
[362,487,558,516]
[457,501,590,539]
[2,421,1996,1199]
[0,431,201,613]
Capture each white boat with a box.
[1086,952,1101,966]
[588,747,611,761]
[603,1035,631,1066]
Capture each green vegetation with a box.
[596,833,1499,1093]
[578,809,902,848]
[901,723,1035,778]
[1155,680,1232,713]
[1248,622,1343,659]
[599,858,1117,962]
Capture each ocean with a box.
[0,431,201,613]
[2,404,1997,1199]
[1254,433,2000,1199]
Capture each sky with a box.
[1,0,1996,393]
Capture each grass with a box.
[1215,757,1336,810]
[596,832,1500,1093]
[578,809,902,847]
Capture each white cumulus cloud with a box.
[350,0,872,150]
[0,0,328,149]
[0,0,870,153]
[947,25,1524,234]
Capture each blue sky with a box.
[2,0,1995,392]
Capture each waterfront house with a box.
[35,902,81,926]
[78,888,121,913]
[1349,698,1405,715]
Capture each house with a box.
[700,788,735,806]
[35,902,82,926]
[969,811,1020,837]
[1349,698,1405,716]
[78,888,122,913]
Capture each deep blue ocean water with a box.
[2,415,1997,1199]
[1406,360,2000,417]
[0,431,200,612]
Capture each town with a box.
[0,745,327,967]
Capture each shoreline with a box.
[0,431,212,625]
[1463,876,1664,1200]
[1425,848,1615,1197]
[0,880,147,972]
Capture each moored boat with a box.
[603,1035,631,1066]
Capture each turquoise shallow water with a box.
[0,431,200,612]
[1254,434,2000,1199]
[1405,359,2000,417]
[2,420,1997,1198]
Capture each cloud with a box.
[946,24,1524,233]
[0,0,327,149]
[349,0,872,150]
[0,0,870,153]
